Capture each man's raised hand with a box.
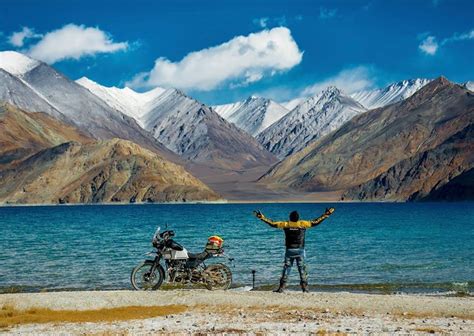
[325,207,335,216]
[253,210,263,219]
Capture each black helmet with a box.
[289,211,299,222]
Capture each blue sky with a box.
[1,0,473,104]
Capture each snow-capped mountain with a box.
[0,51,40,76]
[76,77,165,126]
[0,51,66,121]
[213,96,289,136]
[76,76,276,170]
[464,81,474,91]
[350,78,431,110]
[257,87,367,159]
[141,89,277,169]
[0,51,176,160]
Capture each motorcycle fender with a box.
[149,256,162,274]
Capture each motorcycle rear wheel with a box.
[131,260,165,290]
[203,263,232,290]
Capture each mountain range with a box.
[77,77,276,171]
[257,87,367,159]
[0,51,278,202]
[260,77,474,201]
[0,51,177,163]
[0,103,218,204]
[0,50,472,203]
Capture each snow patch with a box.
[76,77,166,124]
[464,81,474,92]
[213,97,289,136]
[350,78,431,110]
[0,51,40,76]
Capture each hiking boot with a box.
[274,278,287,293]
[301,282,309,293]
[273,286,285,293]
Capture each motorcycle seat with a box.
[187,251,208,260]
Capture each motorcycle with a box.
[131,226,233,290]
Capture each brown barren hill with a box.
[0,102,91,168]
[343,124,474,200]
[0,139,219,204]
[260,77,474,200]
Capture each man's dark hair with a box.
[289,211,299,222]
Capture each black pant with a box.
[281,248,308,285]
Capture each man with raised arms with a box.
[254,208,335,293]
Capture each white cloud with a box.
[419,28,473,56]
[443,29,474,43]
[128,27,303,91]
[419,36,439,55]
[9,27,42,47]
[301,66,375,96]
[26,24,128,63]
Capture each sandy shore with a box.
[1,290,473,335]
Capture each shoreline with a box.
[2,200,473,207]
[1,281,472,297]
[1,290,473,334]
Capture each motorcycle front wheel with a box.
[130,260,165,290]
[203,263,232,290]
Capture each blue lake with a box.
[0,203,473,294]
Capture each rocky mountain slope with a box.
[342,124,474,201]
[0,139,219,204]
[350,78,431,109]
[257,87,367,158]
[0,102,90,169]
[0,68,65,121]
[143,89,277,170]
[422,168,474,201]
[260,77,474,200]
[213,96,289,136]
[78,77,277,171]
[0,51,177,162]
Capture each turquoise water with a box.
[0,203,473,294]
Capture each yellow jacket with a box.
[257,210,333,229]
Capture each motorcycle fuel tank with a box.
[163,247,189,260]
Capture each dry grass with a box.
[414,326,447,334]
[0,304,186,328]
[315,330,348,336]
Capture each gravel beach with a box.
[1,290,473,335]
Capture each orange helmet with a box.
[207,235,224,248]
[206,236,224,253]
